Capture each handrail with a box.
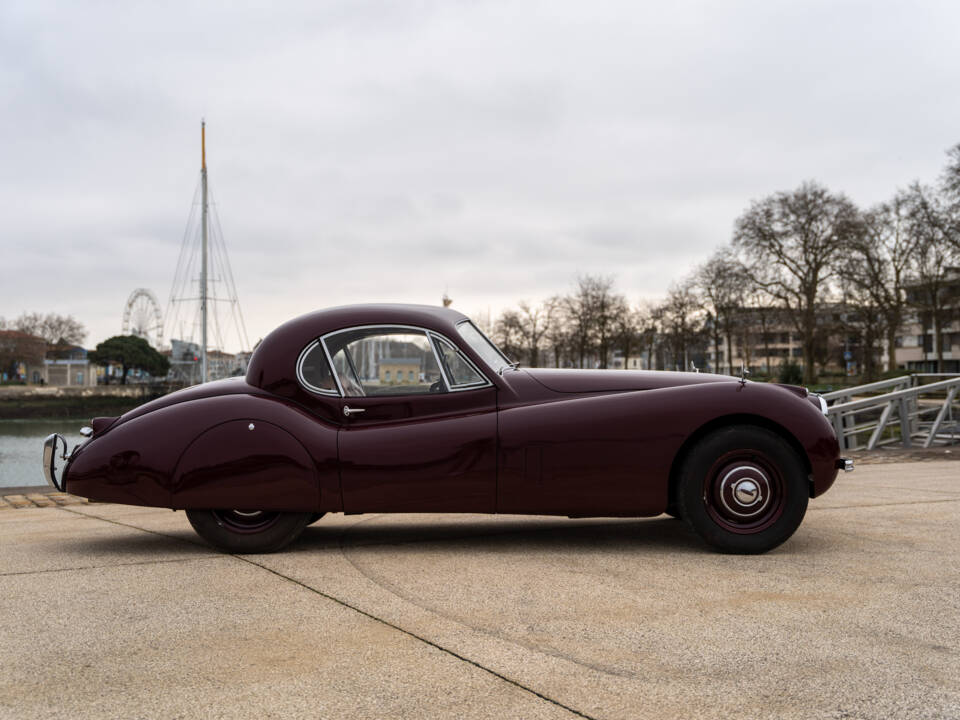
[825,374,960,449]
[828,377,960,414]
[821,376,912,401]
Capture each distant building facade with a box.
[379,357,421,385]
[894,267,960,373]
[44,344,97,387]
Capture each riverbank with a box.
[0,385,169,419]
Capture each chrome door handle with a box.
[343,405,366,417]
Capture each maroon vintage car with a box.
[43,304,850,554]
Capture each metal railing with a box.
[824,374,960,450]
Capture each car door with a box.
[326,325,498,513]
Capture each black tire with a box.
[675,425,809,554]
[185,509,312,553]
[307,513,326,526]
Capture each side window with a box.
[434,336,486,388]
[298,342,337,394]
[323,328,445,396]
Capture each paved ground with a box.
[1,462,959,720]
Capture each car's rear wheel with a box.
[675,425,808,554]
[185,509,312,553]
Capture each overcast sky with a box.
[2,0,959,351]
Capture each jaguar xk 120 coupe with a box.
[43,304,850,553]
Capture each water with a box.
[0,420,87,489]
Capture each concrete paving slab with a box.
[0,508,215,576]
[0,460,958,719]
[0,558,572,720]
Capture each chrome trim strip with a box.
[427,332,453,392]
[319,339,346,397]
[317,323,494,393]
[427,331,492,392]
[817,394,828,415]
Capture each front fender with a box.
[498,379,840,517]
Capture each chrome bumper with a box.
[835,458,854,473]
[42,433,69,491]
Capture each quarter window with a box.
[298,342,337,394]
[434,336,486,387]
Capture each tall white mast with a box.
[200,120,209,383]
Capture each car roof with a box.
[245,303,473,391]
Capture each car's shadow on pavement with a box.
[294,515,707,555]
[62,527,212,558]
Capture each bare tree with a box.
[740,285,782,376]
[12,312,87,346]
[835,276,884,381]
[593,283,625,369]
[562,275,619,368]
[846,196,915,372]
[695,249,748,374]
[612,302,643,370]
[495,301,553,367]
[903,183,960,372]
[543,296,569,367]
[733,181,862,384]
[0,331,47,377]
[493,310,525,362]
[520,301,553,368]
[659,282,703,371]
[943,142,960,222]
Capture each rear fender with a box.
[172,418,318,511]
[66,393,340,511]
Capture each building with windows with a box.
[379,357,421,385]
[893,267,960,373]
[44,344,96,387]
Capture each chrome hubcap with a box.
[733,479,760,506]
[717,464,772,520]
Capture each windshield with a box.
[456,321,512,373]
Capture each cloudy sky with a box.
[2,0,959,351]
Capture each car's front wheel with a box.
[675,425,809,554]
[185,509,313,553]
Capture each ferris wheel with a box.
[122,288,164,348]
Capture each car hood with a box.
[522,368,736,393]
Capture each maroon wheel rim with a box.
[702,450,786,534]
[211,509,282,534]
